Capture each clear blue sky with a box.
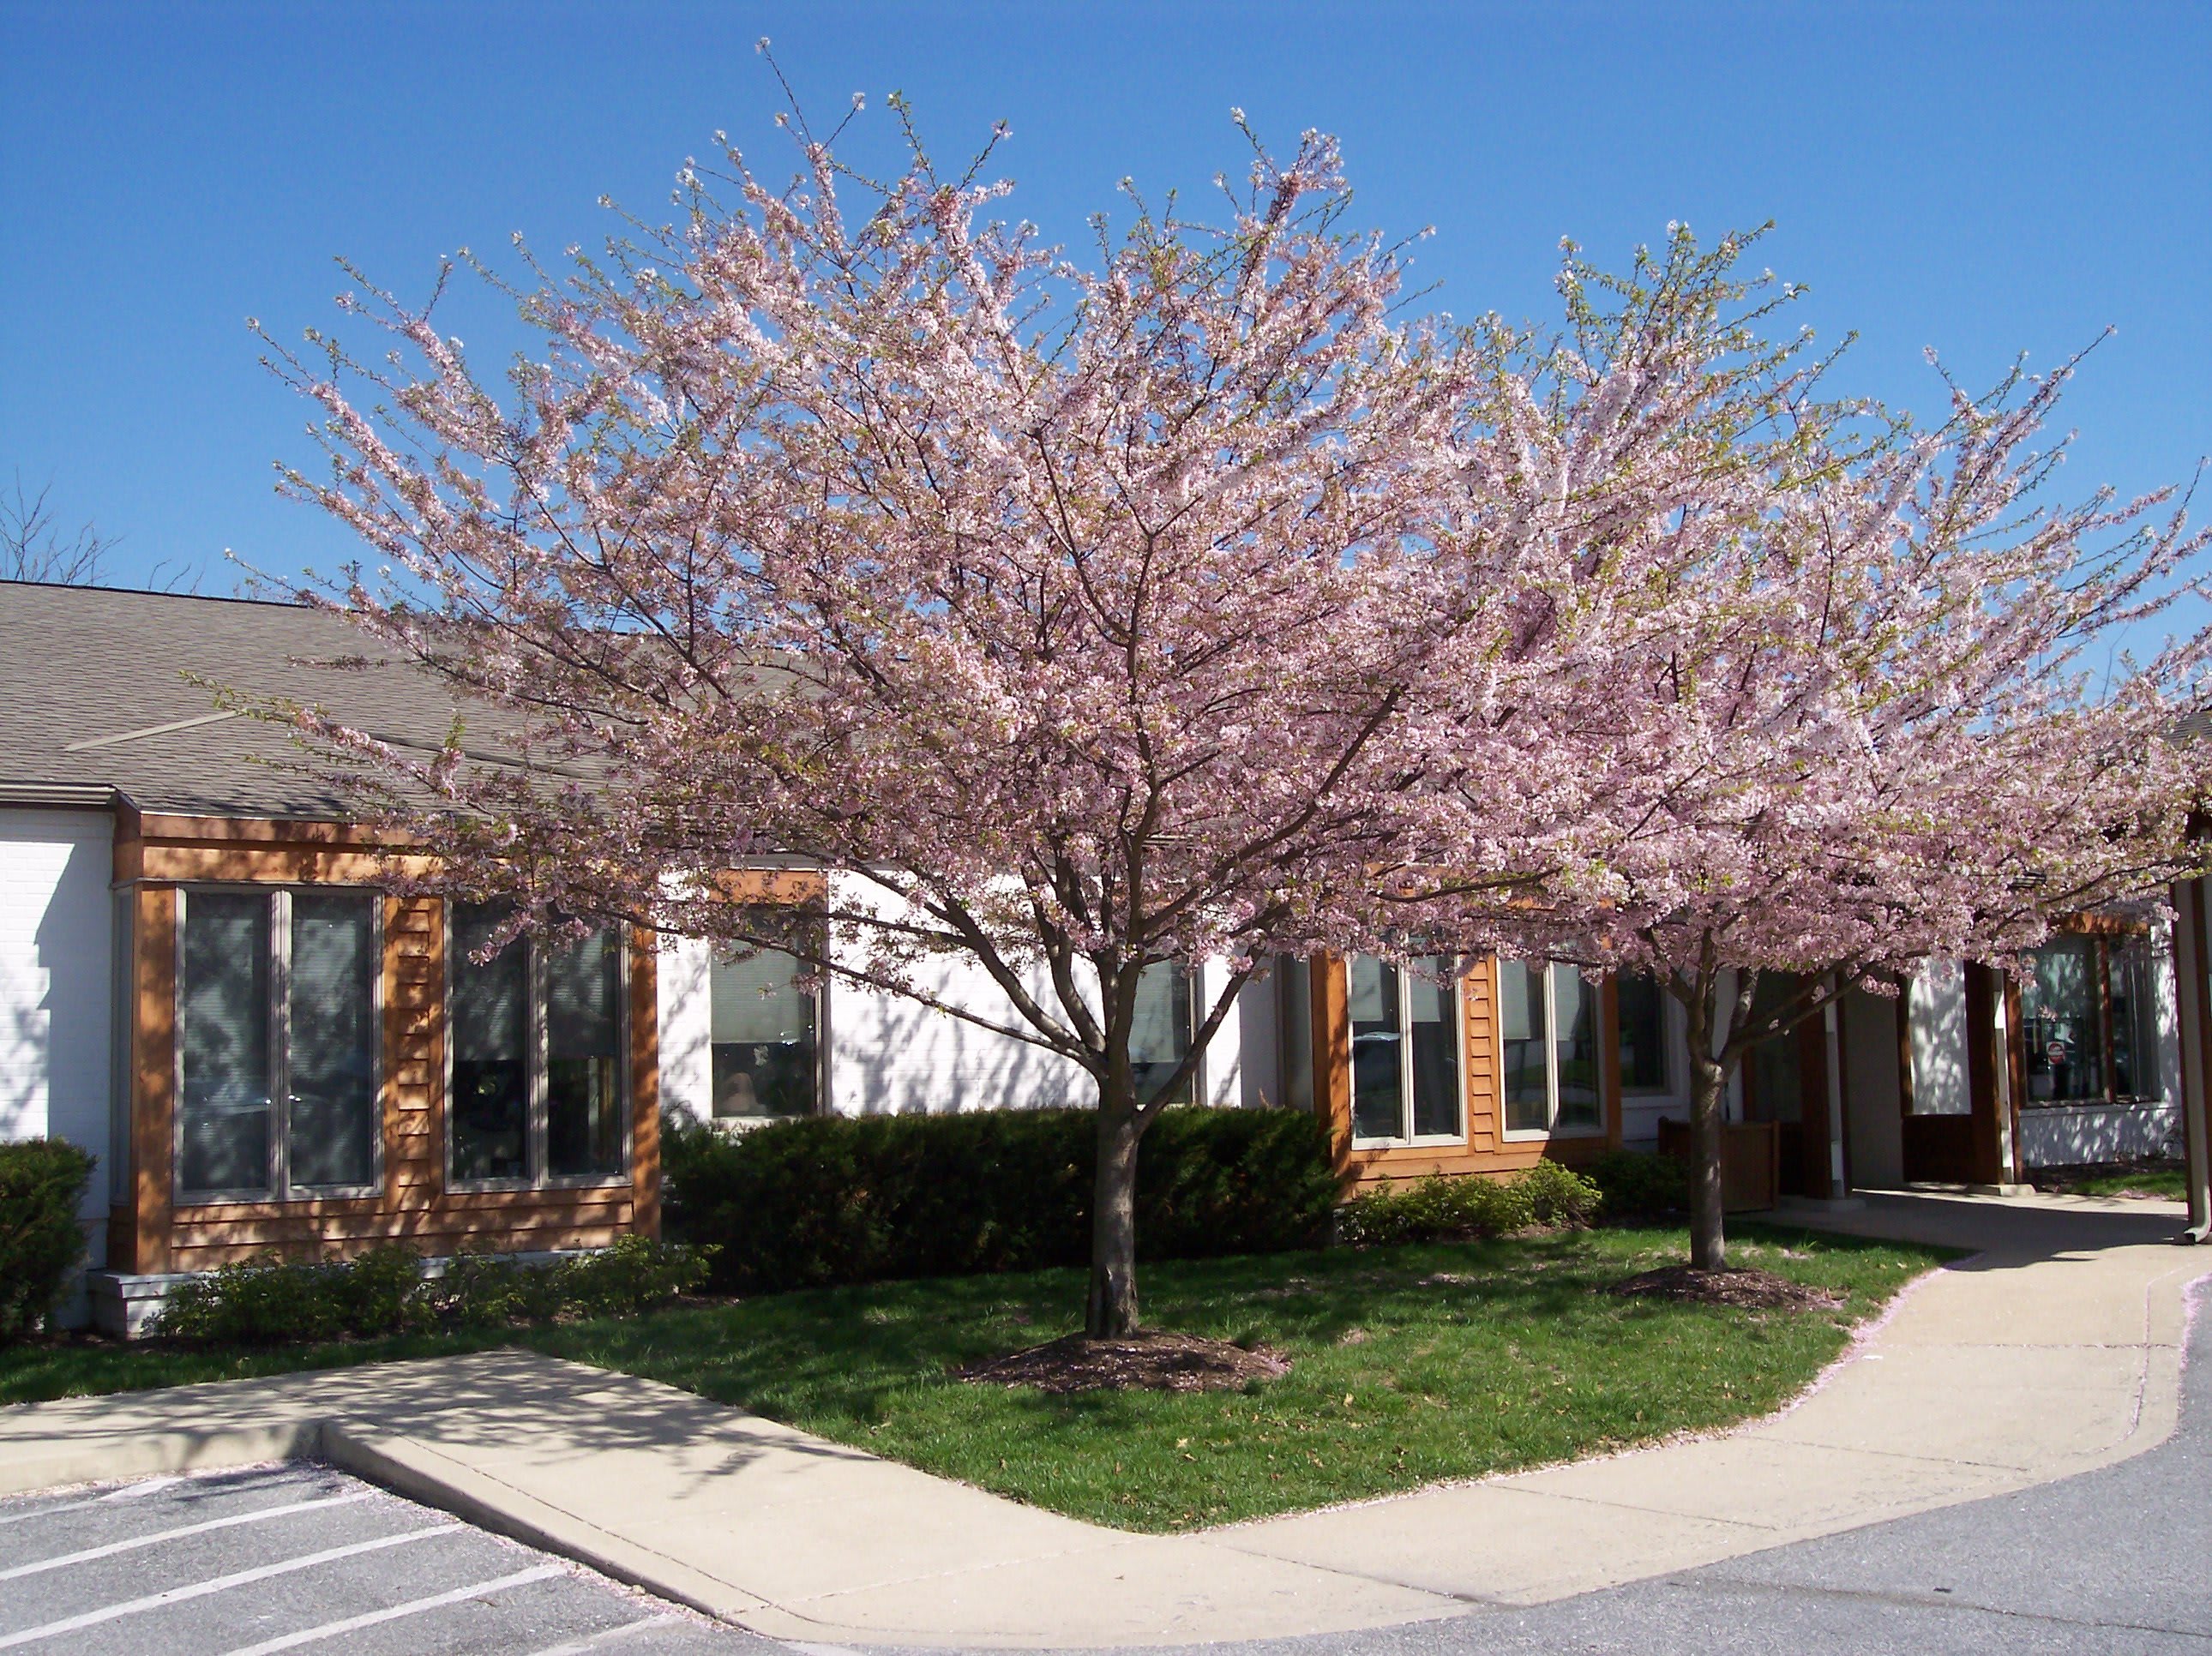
[3,1,2206,621]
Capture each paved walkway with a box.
[0,1191,2202,1648]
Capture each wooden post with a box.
[629,927,662,1239]
[129,885,176,1276]
[1310,954,1350,1169]
[2171,878,2212,1243]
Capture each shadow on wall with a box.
[833,987,1091,1116]
[22,834,112,1191]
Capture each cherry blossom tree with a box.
[1413,231,2212,1272]
[263,98,1652,1336]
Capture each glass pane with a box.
[1130,962,1194,1107]
[1617,974,1669,1092]
[177,891,273,1197]
[1408,958,1461,1137]
[287,893,378,1190]
[450,903,528,1182]
[1553,963,1602,1130]
[1746,974,1804,1125]
[710,943,817,1119]
[2021,938,2101,1102]
[1499,960,1549,1133]
[1349,956,1404,1139]
[547,927,625,1178]
[2109,939,2157,1099]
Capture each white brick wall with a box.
[0,807,114,1261]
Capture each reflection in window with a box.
[710,942,818,1119]
[547,928,625,1176]
[178,892,273,1197]
[1744,974,1805,1126]
[286,894,378,1190]
[2022,933,2161,1106]
[176,888,380,1201]
[449,903,628,1185]
[1500,961,1603,1136]
[1349,956,1462,1143]
[450,904,528,1182]
[1616,975,1670,1092]
[1130,962,1195,1107]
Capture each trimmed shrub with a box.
[149,1237,713,1345]
[1582,1149,1692,1221]
[0,1138,96,1342]
[663,1106,1343,1295]
[152,1245,431,1344]
[1335,1161,1603,1248]
[554,1234,716,1317]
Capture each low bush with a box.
[1582,1149,1692,1220]
[664,1106,1343,1295]
[0,1139,97,1343]
[149,1237,712,1345]
[1335,1161,1603,1247]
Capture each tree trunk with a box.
[1087,1090,1143,1337]
[1686,1046,1729,1272]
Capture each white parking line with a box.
[0,1491,376,1581]
[0,1477,189,1529]
[215,1562,566,1654]
[0,1521,462,1650]
[519,1617,688,1656]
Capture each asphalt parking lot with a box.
[0,1463,769,1656]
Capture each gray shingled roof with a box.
[0,580,499,818]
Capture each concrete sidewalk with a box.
[0,1191,2203,1648]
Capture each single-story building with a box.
[4,582,2207,1333]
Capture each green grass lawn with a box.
[3,1224,1946,1532]
[2032,1161,2189,1201]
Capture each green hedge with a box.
[149,1236,714,1345]
[1580,1149,1692,1220]
[0,1139,95,1343]
[1335,1160,1603,1246]
[664,1107,1344,1294]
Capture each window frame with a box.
[1347,956,1467,1149]
[1498,958,1608,1143]
[171,884,386,1207]
[443,906,634,1193]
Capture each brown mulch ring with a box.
[1607,1265,1847,1311]
[955,1330,1291,1394]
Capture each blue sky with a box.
[3,1,2207,624]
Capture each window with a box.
[2021,933,2161,1106]
[1743,974,1806,1125]
[1130,961,1195,1107]
[448,903,629,1185]
[1349,956,1462,1143]
[1500,960,1601,1137]
[1616,974,1671,1093]
[710,940,819,1119]
[176,888,379,1202]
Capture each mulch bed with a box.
[1607,1265,1846,1311]
[955,1329,1291,1394]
